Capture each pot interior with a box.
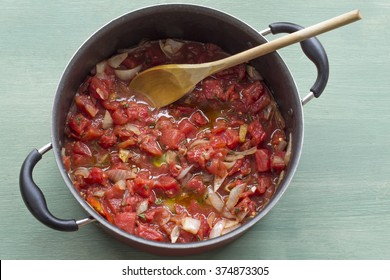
[52,4,303,254]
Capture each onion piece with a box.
[136,200,149,215]
[73,167,90,178]
[182,217,201,234]
[114,65,142,81]
[177,164,193,180]
[93,190,105,198]
[95,60,107,75]
[213,173,227,192]
[221,223,241,235]
[170,225,180,243]
[115,179,126,190]
[124,123,141,135]
[223,160,236,170]
[159,39,184,58]
[246,65,263,80]
[225,146,257,162]
[106,169,135,183]
[209,220,226,239]
[226,183,246,210]
[284,133,292,165]
[206,187,224,212]
[102,110,113,129]
[107,53,128,68]
[119,149,131,163]
[237,210,249,222]
[238,124,248,143]
[189,139,210,149]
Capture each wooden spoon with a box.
[129,10,361,108]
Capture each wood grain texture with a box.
[1,0,389,260]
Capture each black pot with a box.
[20,4,329,256]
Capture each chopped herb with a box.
[138,213,146,220]
[155,198,163,205]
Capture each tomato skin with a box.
[83,126,103,141]
[255,149,270,172]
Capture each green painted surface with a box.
[1,0,389,259]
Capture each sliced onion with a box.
[159,39,184,58]
[102,110,113,129]
[207,212,216,228]
[170,225,180,243]
[165,150,178,164]
[284,133,292,165]
[74,167,90,178]
[239,124,248,143]
[106,169,135,183]
[177,164,193,180]
[225,146,257,162]
[223,160,236,170]
[96,60,107,75]
[182,217,201,234]
[107,53,128,68]
[124,123,141,135]
[206,187,224,212]
[93,190,105,198]
[221,223,241,235]
[276,170,285,188]
[226,183,246,210]
[224,219,239,229]
[237,210,249,222]
[115,179,126,190]
[246,65,263,80]
[222,209,236,219]
[209,220,226,239]
[119,149,131,163]
[136,200,149,215]
[189,139,210,149]
[213,173,228,192]
[114,65,142,81]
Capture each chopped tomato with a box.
[85,167,106,185]
[68,113,91,135]
[270,151,286,171]
[114,212,136,234]
[99,129,117,148]
[190,111,209,126]
[155,175,180,198]
[73,141,92,157]
[186,175,206,194]
[74,95,99,117]
[89,75,112,100]
[248,120,266,146]
[139,135,163,157]
[111,108,128,125]
[178,119,197,138]
[83,126,103,141]
[206,158,227,178]
[159,128,186,150]
[255,149,270,172]
[136,222,165,241]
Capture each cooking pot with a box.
[20,4,329,255]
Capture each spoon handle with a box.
[209,10,362,74]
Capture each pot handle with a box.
[267,22,329,104]
[19,143,89,231]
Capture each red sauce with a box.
[62,39,290,243]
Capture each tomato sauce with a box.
[62,39,291,243]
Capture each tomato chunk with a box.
[159,128,186,150]
[255,149,270,172]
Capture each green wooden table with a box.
[1,0,389,260]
